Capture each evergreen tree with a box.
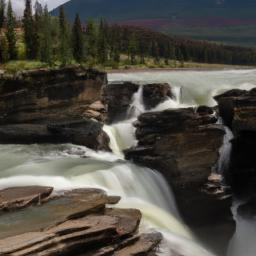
[0,0,5,29]
[85,19,97,63]
[72,13,84,63]
[33,0,43,58]
[59,6,71,65]
[39,5,52,65]
[152,41,160,64]
[5,0,16,60]
[97,18,108,64]
[23,0,37,59]
[0,35,8,62]
[128,33,137,65]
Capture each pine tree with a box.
[23,0,37,59]
[72,13,84,63]
[85,19,97,64]
[33,0,43,58]
[97,18,108,64]
[39,5,52,65]
[128,33,137,65]
[59,6,71,65]
[152,41,160,64]
[0,35,8,62]
[5,0,16,60]
[0,0,5,29]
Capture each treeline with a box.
[0,0,256,67]
[111,25,256,66]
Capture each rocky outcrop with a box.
[103,82,139,123]
[125,108,232,225]
[0,186,162,255]
[0,66,107,124]
[0,67,110,150]
[215,88,256,195]
[103,82,173,123]
[142,83,172,110]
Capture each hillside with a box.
[51,0,256,47]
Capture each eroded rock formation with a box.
[215,88,256,195]
[0,186,162,255]
[124,108,233,227]
[0,67,109,150]
[103,82,173,123]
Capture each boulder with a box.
[125,108,231,225]
[0,187,162,256]
[103,82,173,123]
[103,82,139,123]
[142,83,172,110]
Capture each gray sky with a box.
[12,0,70,15]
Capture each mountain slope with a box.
[51,0,256,47]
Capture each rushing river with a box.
[0,69,256,256]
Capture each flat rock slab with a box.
[0,186,161,256]
[0,186,53,212]
[0,188,112,239]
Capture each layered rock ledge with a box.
[0,67,109,150]
[124,108,233,226]
[0,186,162,256]
[215,88,256,195]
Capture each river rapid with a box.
[0,69,256,256]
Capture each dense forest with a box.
[0,0,256,68]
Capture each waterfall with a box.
[127,85,145,118]
[216,122,234,175]
[109,69,256,106]
[1,69,256,255]
[227,201,256,256]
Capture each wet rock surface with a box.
[142,83,172,110]
[124,108,232,225]
[0,67,109,150]
[103,82,139,123]
[0,186,162,255]
[215,88,256,195]
[103,82,173,123]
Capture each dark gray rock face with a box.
[103,82,139,123]
[103,82,173,123]
[142,83,172,110]
[0,67,109,150]
[0,66,107,124]
[124,108,229,225]
[215,88,256,195]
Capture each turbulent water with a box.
[1,69,256,256]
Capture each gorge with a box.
[0,67,256,256]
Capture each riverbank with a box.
[0,60,254,74]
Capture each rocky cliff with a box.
[124,106,234,233]
[0,67,109,150]
[215,88,256,195]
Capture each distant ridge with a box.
[51,0,256,47]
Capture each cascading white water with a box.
[0,69,255,256]
[227,201,256,256]
[0,143,215,256]
[216,120,234,175]
[109,69,256,107]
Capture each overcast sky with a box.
[12,0,70,15]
